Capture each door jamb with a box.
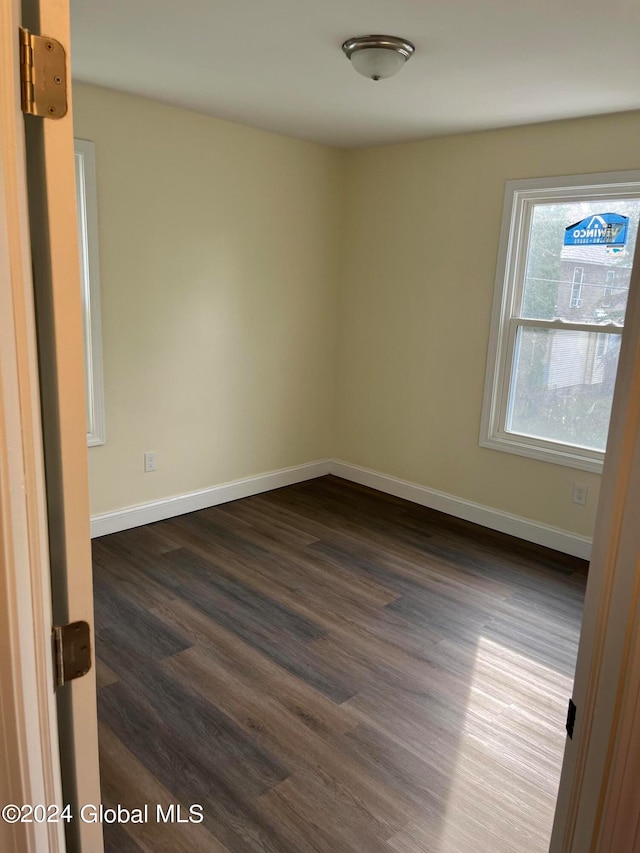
[0,0,65,850]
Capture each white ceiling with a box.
[70,0,640,148]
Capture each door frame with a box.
[0,1,65,850]
[1,0,102,850]
[21,0,103,845]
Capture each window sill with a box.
[479,432,604,473]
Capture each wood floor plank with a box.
[93,579,192,679]
[93,475,587,853]
[95,657,119,690]
[262,766,403,847]
[98,522,182,556]
[206,501,321,550]
[99,661,290,801]
[98,673,295,853]
[387,808,539,853]
[256,773,395,853]
[100,816,143,853]
[92,539,179,612]
[160,644,416,833]
[98,722,230,853]
[161,515,401,624]
[268,478,583,585]
[163,548,325,644]
[151,598,359,739]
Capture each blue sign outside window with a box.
[564,212,629,247]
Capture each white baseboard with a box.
[90,459,332,538]
[331,460,592,561]
[90,457,592,559]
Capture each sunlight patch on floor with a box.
[389,635,573,853]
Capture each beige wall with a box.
[76,81,640,538]
[74,84,344,515]
[335,111,640,537]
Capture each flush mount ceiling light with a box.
[342,35,415,81]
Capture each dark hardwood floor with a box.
[92,475,587,853]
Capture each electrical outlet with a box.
[572,483,587,506]
[144,451,157,473]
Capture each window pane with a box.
[506,327,621,451]
[521,199,640,324]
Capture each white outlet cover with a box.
[572,483,588,505]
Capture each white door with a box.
[1,0,102,850]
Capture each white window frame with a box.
[74,138,105,446]
[480,170,640,473]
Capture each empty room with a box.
[2,1,640,852]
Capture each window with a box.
[74,138,105,446]
[480,171,640,472]
[570,267,584,308]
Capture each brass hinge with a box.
[52,621,92,689]
[19,28,67,119]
